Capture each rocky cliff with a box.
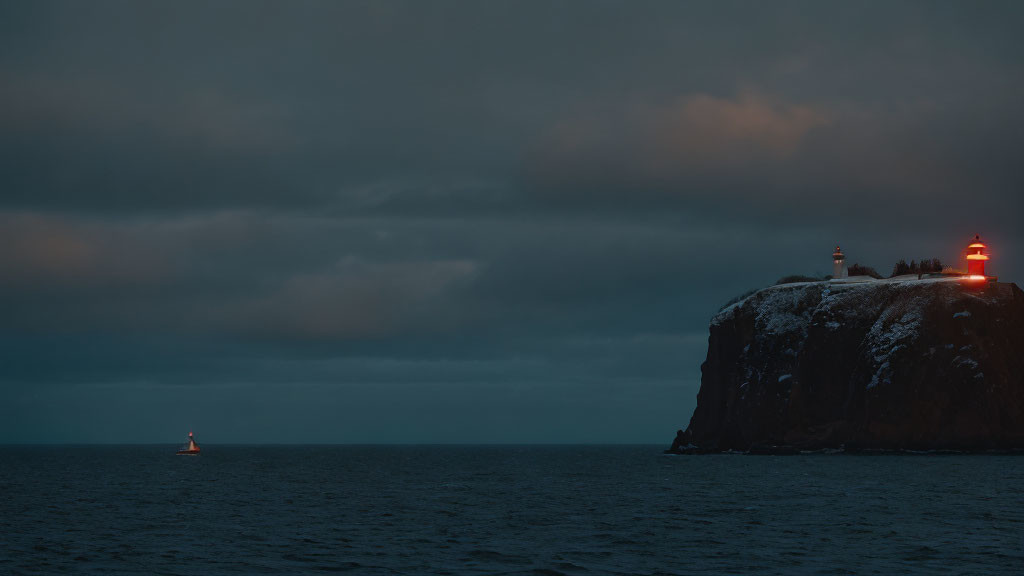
[674,278,1024,453]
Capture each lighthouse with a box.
[832,246,847,279]
[966,234,989,277]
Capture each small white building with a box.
[832,246,847,279]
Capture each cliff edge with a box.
[675,278,1024,452]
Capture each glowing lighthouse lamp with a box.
[965,234,990,282]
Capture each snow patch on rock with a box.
[868,361,890,389]
[953,356,979,370]
[864,300,924,389]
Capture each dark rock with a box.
[664,429,692,454]
[679,279,1024,452]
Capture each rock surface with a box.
[675,278,1024,452]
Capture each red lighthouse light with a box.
[966,234,989,277]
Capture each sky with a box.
[2,1,1023,444]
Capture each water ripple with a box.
[1,446,1023,574]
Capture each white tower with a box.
[832,246,847,279]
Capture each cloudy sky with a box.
[2,1,1022,443]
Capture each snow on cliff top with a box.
[712,275,979,328]
[709,274,1007,393]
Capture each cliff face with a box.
[683,278,1024,452]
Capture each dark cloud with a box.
[1,1,1023,442]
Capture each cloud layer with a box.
[1,1,1023,442]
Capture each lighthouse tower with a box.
[966,234,989,277]
[832,246,847,279]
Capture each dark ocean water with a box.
[2,446,1023,575]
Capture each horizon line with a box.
[0,441,665,447]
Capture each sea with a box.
[2,446,1023,575]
